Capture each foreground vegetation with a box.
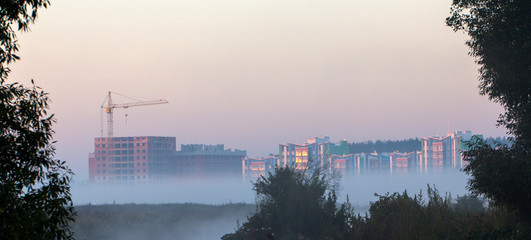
[222,166,530,240]
[1,1,75,239]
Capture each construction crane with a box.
[101,91,169,138]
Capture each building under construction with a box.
[88,136,247,183]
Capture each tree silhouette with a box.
[447,0,531,222]
[222,165,356,240]
[0,1,75,239]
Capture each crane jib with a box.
[100,91,169,138]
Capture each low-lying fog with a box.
[72,169,469,207]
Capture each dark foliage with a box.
[349,138,420,154]
[483,136,512,148]
[220,174,529,240]
[447,0,531,143]
[0,83,75,239]
[0,1,75,239]
[364,187,455,240]
[447,0,531,224]
[361,187,530,240]
[463,137,531,222]
[222,166,358,240]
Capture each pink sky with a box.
[9,0,506,181]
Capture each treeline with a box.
[349,138,421,153]
[223,166,530,240]
[349,189,528,240]
[348,136,512,154]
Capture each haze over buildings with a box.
[7,0,507,181]
[89,131,485,183]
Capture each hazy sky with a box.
[9,0,506,181]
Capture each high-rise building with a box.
[89,136,176,183]
[279,136,331,170]
[330,153,355,175]
[354,151,421,174]
[152,144,246,180]
[421,130,482,170]
[389,151,422,173]
[328,139,354,174]
[89,137,246,183]
[242,156,278,179]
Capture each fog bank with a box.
[72,169,469,206]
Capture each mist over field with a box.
[72,169,468,207]
[73,203,255,240]
[72,178,255,205]
[71,170,470,240]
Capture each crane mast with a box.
[101,91,168,138]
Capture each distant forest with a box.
[349,138,421,153]
[348,136,512,154]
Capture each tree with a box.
[447,0,531,143]
[462,137,530,221]
[0,83,75,239]
[365,186,456,240]
[222,166,356,240]
[0,1,75,239]
[446,0,531,222]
